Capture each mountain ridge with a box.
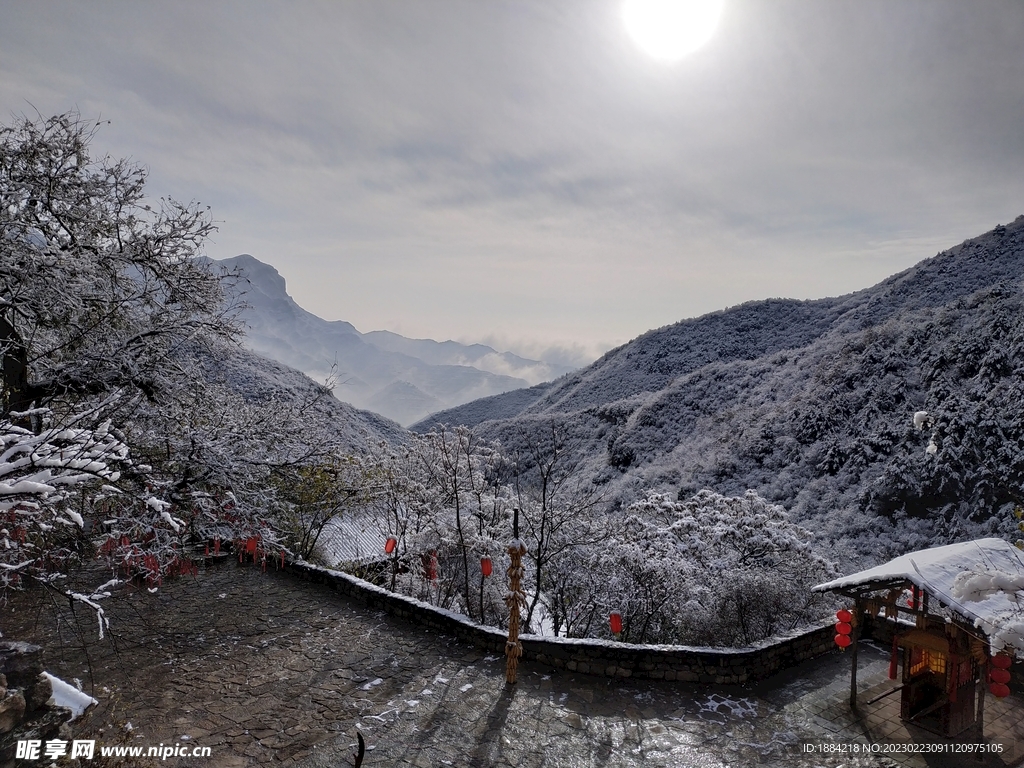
[414,215,1024,567]
[212,254,575,425]
[415,216,1024,432]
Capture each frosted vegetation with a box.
[2,111,1021,650]
[0,112,400,625]
[336,425,838,647]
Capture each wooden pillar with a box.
[504,508,526,685]
[850,598,862,709]
[976,660,987,740]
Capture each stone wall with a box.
[0,642,72,768]
[284,560,837,684]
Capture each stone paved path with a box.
[5,562,1021,768]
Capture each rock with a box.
[0,643,42,690]
[24,673,52,715]
[0,691,25,734]
[0,707,72,767]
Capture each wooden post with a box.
[850,598,861,709]
[505,508,526,684]
[976,660,987,740]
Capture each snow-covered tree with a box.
[511,419,608,632]
[588,490,838,646]
[362,430,512,621]
[0,404,134,635]
[0,112,351,630]
[0,112,242,419]
[276,453,370,560]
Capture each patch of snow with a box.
[44,672,97,719]
[696,693,758,720]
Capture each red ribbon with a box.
[888,636,898,680]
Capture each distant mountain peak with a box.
[223,253,288,295]
[212,254,574,425]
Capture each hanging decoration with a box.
[834,608,854,649]
[991,653,1012,670]
[423,551,438,582]
[610,611,623,636]
[988,651,1013,697]
[989,681,1011,698]
[989,668,1010,685]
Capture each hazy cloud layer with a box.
[2,0,1022,362]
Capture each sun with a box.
[622,0,724,61]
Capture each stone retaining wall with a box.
[284,560,836,684]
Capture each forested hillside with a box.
[419,217,1024,567]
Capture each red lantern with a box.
[385,536,397,554]
[989,682,1011,698]
[480,557,492,577]
[834,613,853,649]
[610,611,623,635]
[991,654,1013,670]
[989,668,1011,685]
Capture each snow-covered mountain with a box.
[213,254,573,425]
[415,216,1024,566]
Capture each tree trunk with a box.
[0,316,30,418]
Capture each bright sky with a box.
[2,1,1023,368]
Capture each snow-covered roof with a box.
[814,538,1024,654]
